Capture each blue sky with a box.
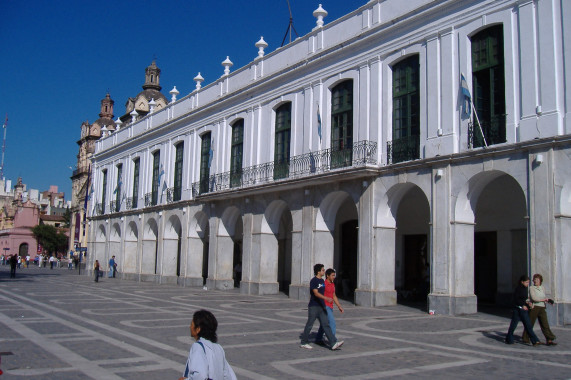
[0,0,361,200]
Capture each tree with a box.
[31,224,68,256]
[62,207,71,228]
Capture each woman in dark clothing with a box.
[505,275,542,345]
[94,260,100,282]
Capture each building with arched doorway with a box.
[87,0,571,325]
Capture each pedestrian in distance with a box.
[505,275,542,346]
[522,273,557,346]
[179,309,237,380]
[109,255,117,278]
[9,254,17,278]
[300,263,344,350]
[315,268,344,346]
[94,260,100,283]
[49,255,55,269]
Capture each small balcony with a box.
[192,140,377,196]
[468,115,506,149]
[387,135,420,164]
[144,192,158,207]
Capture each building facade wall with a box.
[87,0,571,324]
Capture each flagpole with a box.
[470,102,488,148]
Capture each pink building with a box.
[0,200,40,259]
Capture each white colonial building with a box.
[88,0,571,324]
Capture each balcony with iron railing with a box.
[192,140,377,196]
[72,165,90,177]
[387,135,420,164]
[468,115,506,149]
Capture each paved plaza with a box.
[0,266,569,379]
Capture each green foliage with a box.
[31,224,68,256]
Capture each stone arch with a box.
[453,170,528,305]
[189,210,210,285]
[163,214,183,278]
[210,205,242,289]
[96,224,107,242]
[109,223,122,272]
[124,221,138,274]
[316,190,359,301]
[260,200,293,294]
[142,218,159,275]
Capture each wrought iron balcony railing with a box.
[95,203,104,215]
[110,200,118,213]
[192,140,377,196]
[387,135,420,164]
[166,187,176,204]
[125,197,135,210]
[468,114,506,149]
[144,192,157,207]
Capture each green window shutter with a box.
[174,143,183,201]
[199,133,211,194]
[274,103,291,179]
[132,159,139,208]
[471,25,506,147]
[230,120,244,188]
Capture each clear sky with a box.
[0,0,362,201]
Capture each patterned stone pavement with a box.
[0,265,570,379]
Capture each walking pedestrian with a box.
[300,263,344,350]
[94,260,100,282]
[179,309,237,380]
[9,254,17,278]
[49,255,55,269]
[315,268,344,346]
[109,256,116,278]
[26,255,30,268]
[522,273,557,346]
[505,275,542,346]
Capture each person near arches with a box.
[179,309,236,380]
[94,260,100,282]
[522,273,557,346]
[300,263,344,350]
[504,275,542,346]
[315,268,344,346]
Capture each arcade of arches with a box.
[89,153,568,319]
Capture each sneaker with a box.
[300,343,312,350]
[331,340,344,350]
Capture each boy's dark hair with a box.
[313,263,324,275]
[325,268,336,277]
[193,309,218,343]
[519,275,530,283]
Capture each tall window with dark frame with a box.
[151,151,160,206]
[101,170,107,214]
[173,143,184,201]
[274,103,291,180]
[390,55,420,164]
[331,80,353,168]
[132,158,140,208]
[230,120,244,188]
[199,133,211,194]
[115,164,122,212]
[471,25,506,147]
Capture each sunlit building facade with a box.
[88,0,571,324]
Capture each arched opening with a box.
[142,219,158,275]
[333,196,358,302]
[474,174,527,305]
[277,210,293,295]
[19,243,29,257]
[233,221,243,288]
[163,215,182,279]
[124,221,138,274]
[395,185,430,307]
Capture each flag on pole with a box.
[157,163,164,187]
[113,172,122,195]
[317,104,322,142]
[460,73,471,116]
[208,138,214,169]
